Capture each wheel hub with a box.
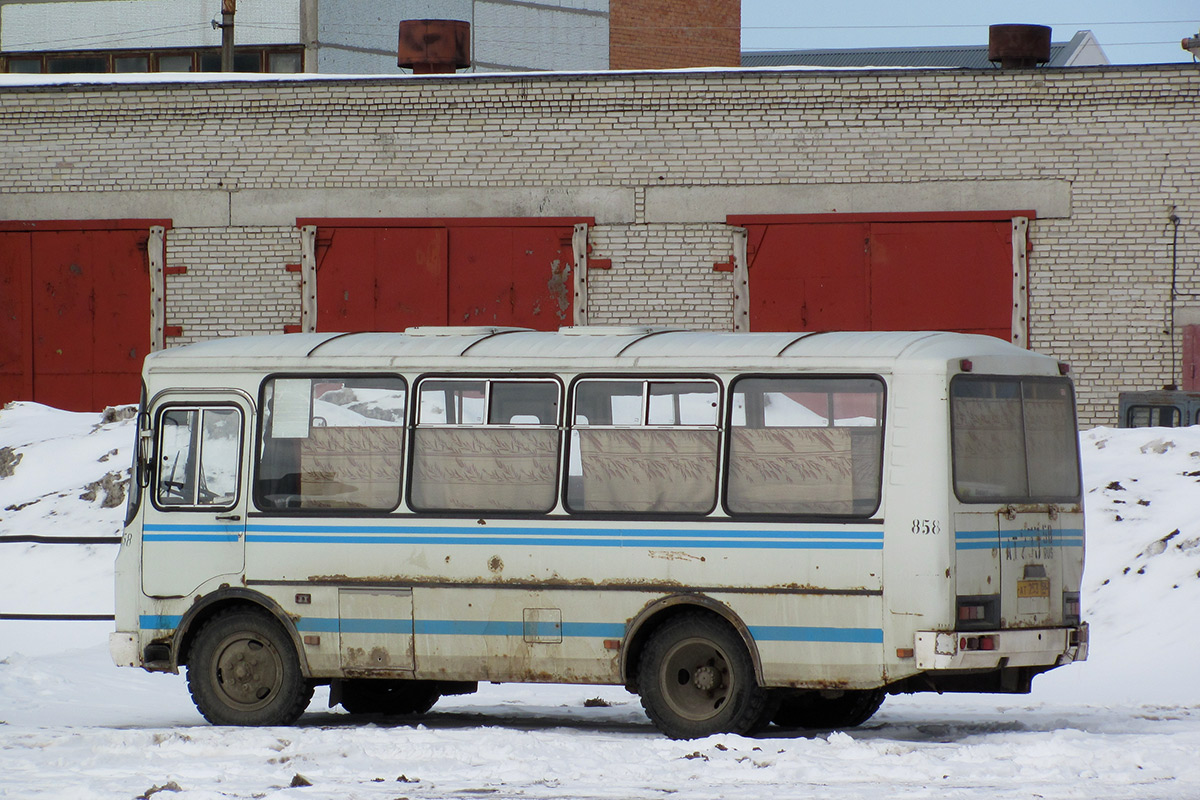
[214,635,282,709]
[693,664,720,692]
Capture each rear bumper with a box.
[914,623,1088,671]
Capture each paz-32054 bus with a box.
[110,327,1087,739]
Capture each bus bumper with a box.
[109,631,140,668]
[914,623,1088,671]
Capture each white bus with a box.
[110,327,1088,739]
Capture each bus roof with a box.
[143,328,1054,374]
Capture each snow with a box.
[2,400,1200,798]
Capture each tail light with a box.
[956,595,1000,631]
[1063,592,1081,624]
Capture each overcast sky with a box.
[740,0,1200,65]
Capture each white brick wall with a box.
[2,66,1199,424]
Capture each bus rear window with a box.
[951,376,1081,503]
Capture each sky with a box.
[740,0,1200,65]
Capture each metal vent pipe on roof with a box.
[988,24,1051,68]
[397,19,471,74]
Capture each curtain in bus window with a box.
[726,377,883,516]
[1023,380,1081,498]
[410,427,558,512]
[575,428,719,513]
[256,377,406,510]
[951,383,1028,500]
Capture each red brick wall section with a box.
[610,0,740,69]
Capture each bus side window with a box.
[156,407,241,509]
[410,378,560,513]
[726,377,884,517]
[567,379,719,515]
[255,376,407,511]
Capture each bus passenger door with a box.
[142,397,250,597]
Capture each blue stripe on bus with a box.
[749,625,884,644]
[140,523,883,550]
[143,523,241,543]
[138,614,876,644]
[955,529,1084,550]
[242,523,882,541]
[229,523,882,551]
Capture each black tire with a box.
[637,612,770,739]
[339,680,441,716]
[186,608,313,726]
[771,688,885,730]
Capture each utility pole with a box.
[220,0,236,71]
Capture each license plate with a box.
[1016,579,1050,598]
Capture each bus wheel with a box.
[772,688,885,730]
[339,680,440,716]
[186,608,313,726]
[637,612,769,739]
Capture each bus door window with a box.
[411,378,560,513]
[255,376,407,511]
[155,406,242,509]
[568,379,720,514]
[726,377,884,517]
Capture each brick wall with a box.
[165,228,300,344]
[609,0,739,69]
[1,66,1198,424]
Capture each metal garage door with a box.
[0,222,157,411]
[299,218,586,333]
[729,213,1026,342]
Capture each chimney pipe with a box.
[398,19,470,74]
[988,24,1052,68]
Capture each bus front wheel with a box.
[186,608,313,726]
[637,612,770,739]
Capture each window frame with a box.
[408,374,564,516]
[253,373,409,515]
[721,373,887,520]
[949,374,1082,505]
[565,374,723,517]
[151,402,244,513]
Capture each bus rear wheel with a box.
[637,612,770,739]
[186,608,313,726]
[771,688,886,730]
[339,679,441,716]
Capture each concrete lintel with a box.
[230,187,636,226]
[0,190,229,227]
[645,180,1072,223]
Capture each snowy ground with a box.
[2,402,1200,799]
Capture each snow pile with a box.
[3,402,1200,798]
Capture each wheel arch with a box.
[620,593,764,692]
[171,588,312,676]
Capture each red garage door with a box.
[302,218,585,333]
[0,222,158,411]
[730,213,1024,340]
